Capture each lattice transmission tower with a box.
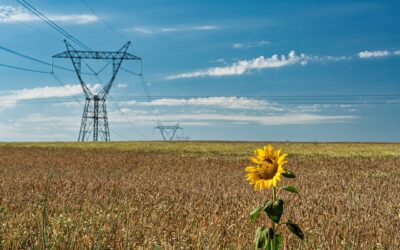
[154,123,183,141]
[53,40,141,142]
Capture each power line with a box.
[0,63,51,74]
[100,93,400,99]
[80,0,127,42]
[77,61,149,141]
[108,94,149,140]
[0,97,398,105]
[0,44,53,67]
[16,0,92,50]
[0,44,88,74]
[79,0,153,109]
[109,128,132,141]
[16,0,152,102]
[12,18,62,42]
[81,3,161,125]
[51,72,84,105]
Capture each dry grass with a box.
[0,142,399,249]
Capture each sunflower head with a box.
[245,145,288,190]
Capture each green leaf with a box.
[286,219,304,240]
[281,185,299,195]
[249,206,263,222]
[281,170,296,178]
[273,234,283,250]
[254,227,268,249]
[264,239,272,250]
[267,227,275,239]
[263,230,282,250]
[264,199,284,223]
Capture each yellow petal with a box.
[262,180,268,189]
[244,166,258,173]
[278,160,288,166]
[272,178,277,187]
[278,154,288,163]
[278,167,286,174]
[267,144,273,154]
[249,157,260,164]
[255,148,266,160]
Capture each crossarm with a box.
[53,51,141,60]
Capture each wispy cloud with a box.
[232,40,270,49]
[117,83,128,88]
[160,113,356,125]
[109,110,356,126]
[166,51,307,79]
[2,109,355,138]
[358,50,390,58]
[357,49,400,59]
[0,84,101,110]
[122,97,285,111]
[308,55,352,62]
[124,25,218,34]
[0,5,98,24]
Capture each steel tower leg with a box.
[78,98,90,142]
[93,96,100,142]
[101,100,110,141]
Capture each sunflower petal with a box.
[267,144,273,154]
[245,166,258,173]
[278,154,288,163]
[255,149,266,160]
[249,157,260,164]
[265,180,272,189]
[278,167,286,174]
[271,178,276,187]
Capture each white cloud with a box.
[394,50,400,55]
[166,51,307,79]
[0,5,98,24]
[358,50,390,58]
[125,25,218,34]
[117,83,128,88]
[16,113,79,129]
[127,27,153,34]
[0,84,101,110]
[232,40,270,49]
[166,113,356,125]
[309,55,352,62]
[123,97,284,111]
[108,110,356,126]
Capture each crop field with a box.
[0,142,399,249]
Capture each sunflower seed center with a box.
[258,161,278,179]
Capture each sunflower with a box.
[245,145,288,190]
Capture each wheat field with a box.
[0,142,399,249]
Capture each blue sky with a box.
[0,0,399,141]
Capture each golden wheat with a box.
[0,142,399,249]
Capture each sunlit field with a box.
[0,142,399,249]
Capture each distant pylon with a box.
[53,40,141,142]
[154,122,183,141]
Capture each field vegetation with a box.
[0,142,399,249]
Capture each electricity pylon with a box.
[154,123,183,141]
[53,40,141,142]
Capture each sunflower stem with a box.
[272,187,277,249]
